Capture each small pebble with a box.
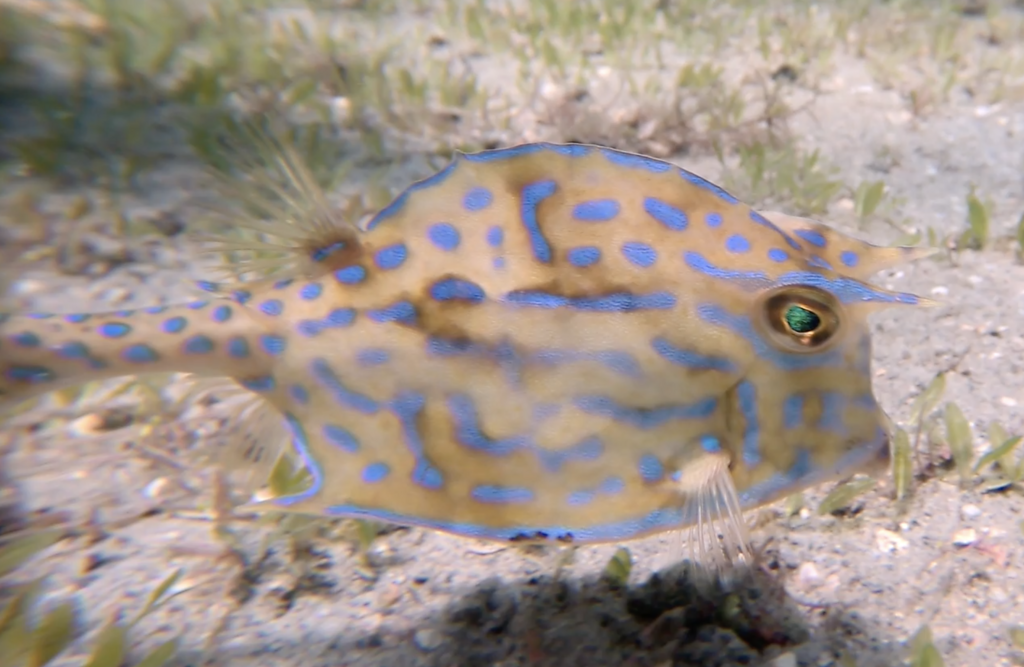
[413,628,444,652]
[875,528,909,553]
[768,653,797,667]
[953,528,978,546]
[961,504,982,520]
[797,562,823,588]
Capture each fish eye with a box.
[757,286,841,352]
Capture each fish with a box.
[0,140,931,571]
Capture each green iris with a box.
[784,305,820,333]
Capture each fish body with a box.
[0,142,928,563]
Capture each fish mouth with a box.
[737,428,891,510]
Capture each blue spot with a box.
[750,210,802,250]
[519,180,557,263]
[26,313,53,320]
[56,342,86,358]
[227,337,250,358]
[537,436,604,472]
[768,248,789,263]
[374,243,408,270]
[679,169,739,204]
[98,322,131,338]
[621,242,657,267]
[240,376,275,392]
[311,358,379,414]
[795,229,827,247]
[334,265,367,284]
[162,317,187,334]
[705,212,723,227]
[567,246,601,267]
[471,485,534,504]
[390,390,444,490]
[575,395,717,429]
[6,365,54,383]
[428,222,461,251]
[260,299,283,316]
[261,334,286,356]
[289,384,309,404]
[643,197,688,230]
[430,278,485,303]
[463,187,493,211]
[325,308,357,327]
[11,332,40,347]
[300,283,323,301]
[725,234,751,254]
[196,280,218,293]
[359,462,389,484]
[651,337,737,372]
[232,290,252,305]
[601,147,671,173]
[840,250,859,267]
[598,476,625,495]
[427,336,477,357]
[367,301,416,324]
[737,381,760,465]
[486,225,504,247]
[504,290,675,312]
[122,344,158,363]
[493,257,505,270]
[357,348,390,366]
[311,240,346,263]
[187,301,208,310]
[144,306,167,315]
[448,394,529,456]
[819,392,847,435]
[184,335,214,354]
[784,394,804,430]
[114,310,134,317]
[64,313,91,323]
[323,424,360,453]
[592,351,642,377]
[212,305,232,323]
[465,143,590,164]
[274,279,293,290]
[638,454,664,482]
[700,434,722,453]
[567,490,595,506]
[572,199,620,221]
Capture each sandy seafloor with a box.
[2,2,1024,666]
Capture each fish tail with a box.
[0,296,272,413]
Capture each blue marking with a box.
[504,290,675,312]
[463,186,493,211]
[572,199,620,222]
[820,392,846,435]
[784,394,804,430]
[768,248,789,263]
[366,159,458,230]
[430,278,486,303]
[705,212,723,227]
[374,243,408,270]
[334,265,367,284]
[184,335,214,354]
[520,180,557,263]
[260,299,283,316]
[428,222,461,251]
[300,283,323,301]
[650,337,737,372]
[638,454,664,482]
[323,424,360,453]
[260,334,286,356]
[567,246,601,267]
[311,240,346,263]
[749,210,801,250]
[486,225,504,247]
[737,381,760,465]
[493,257,505,269]
[274,279,293,290]
[114,310,134,317]
[464,143,590,163]
[537,436,604,472]
[678,168,739,204]
[227,337,250,358]
[186,301,208,310]
[270,414,323,506]
[357,348,390,366]
[232,290,252,305]
[700,434,721,453]
[448,394,529,456]
[144,306,167,315]
[592,351,642,377]
[390,390,444,490]
[240,376,275,392]
[56,341,85,358]
[621,241,657,267]
[737,449,813,508]
[567,490,595,506]
[296,321,322,337]
[575,395,718,429]
[367,301,416,324]
[725,234,751,254]
[326,308,357,326]
[122,344,158,363]
[601,147,671,173]
[98,322,130,338]
[362,462,391,483]
[162,316,187,334]
[64,313,91,323]
[212,305,232,322]
[196,280,218,293]
[795,229,827,247]
[471,485,534,504]
[427,336,477,357]
[289,384,309,404]
[26,313,53,320]
[840,250,859,268]
[598,476,625,495]
[310,358,379,414]
[643,197,688,230]
[11,332,40,347]
[685,251,771,287]
[6,365,54,383]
